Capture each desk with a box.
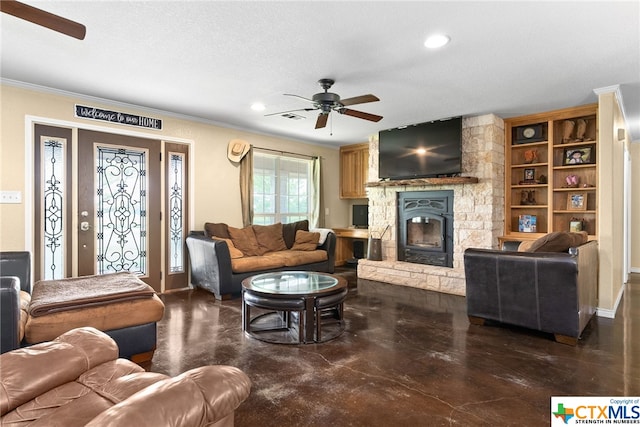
[332,228,369,266]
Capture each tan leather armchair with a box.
[0,327,251,426]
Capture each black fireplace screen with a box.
[397,191,453,267]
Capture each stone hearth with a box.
[358,114,505,296]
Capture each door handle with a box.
[80,221,91,231]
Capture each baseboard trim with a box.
[596,283,625,319]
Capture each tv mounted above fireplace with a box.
[378,116,462,180]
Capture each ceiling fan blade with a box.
[284,93,314,103]
[340,94,380,106]
[1,0,86,40]
[340,108,383,122]
[315,113,329,129]
[264,108,317,117]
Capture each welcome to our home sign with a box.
[75,105,163,130]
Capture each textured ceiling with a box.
[2,1,639,146]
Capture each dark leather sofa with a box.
[186,229,336,300]
[0,251,161,361]
[463,239,598,345]
[1,251,32,354]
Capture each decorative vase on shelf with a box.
[523,149,538,164]
[566,174,579,188]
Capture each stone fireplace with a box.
[397,190,454,267]
[358,114,505,296]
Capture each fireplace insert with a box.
[397,191,454,267]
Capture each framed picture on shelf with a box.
[567,192,588,211]
[563,144,595,165]
[523,168,535,182]
[569,219,584,232]
[518,215,537,233]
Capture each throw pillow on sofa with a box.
[291,230,320,251]
[519,231,588,253]
[204,222,231,239]
[212,237,244,259]
[282,220,309,249]
[253,223,288,253]
[228,226,263,256]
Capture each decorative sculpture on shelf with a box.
[562,120,575,144]
[523,149,538,164]
[520,190,536,205]
[575,119,587,142]
[566,174,579,188]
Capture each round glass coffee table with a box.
[241,271,347,344]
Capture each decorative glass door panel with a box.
[34,125,73,282]
[164,143,189,291]
[95,145,148,276]
[168,153,184,273]
[40,136,68,280]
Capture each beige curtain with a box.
[310,156,324,228]
[240,147,253,227]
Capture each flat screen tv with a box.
[378,116,462,180]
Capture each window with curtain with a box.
[253,151,313,225]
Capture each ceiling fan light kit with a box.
[268,78,383,130]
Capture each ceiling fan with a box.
[267,79,383,129]
[1,0,86,40]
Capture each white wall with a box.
[631,142,640,272]
[596,90,627,316]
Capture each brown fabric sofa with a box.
[186,220,336,299]
[0,327,251,427]
[464,232,598,345]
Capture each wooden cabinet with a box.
[340,143,369,199]
[504,104,598,240]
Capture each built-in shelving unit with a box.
[504,104,598,240]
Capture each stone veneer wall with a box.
[358,114,505,296]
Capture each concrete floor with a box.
[150,271,640,426]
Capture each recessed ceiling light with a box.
[424,34,450,49]
[251,102,266,111]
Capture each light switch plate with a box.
[0,191,22,204]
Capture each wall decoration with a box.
[75,104,162,130]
